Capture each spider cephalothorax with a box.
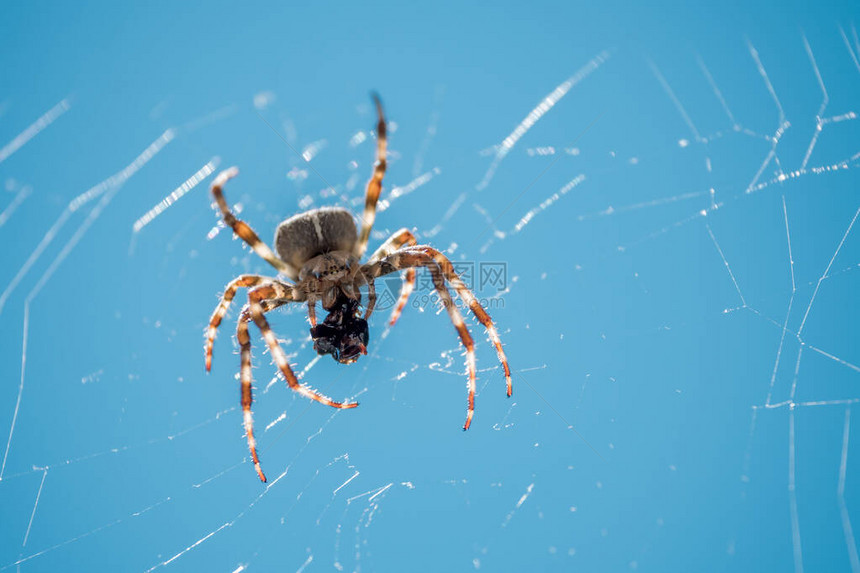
[205,94,512,482]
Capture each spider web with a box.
[1,13,860,572]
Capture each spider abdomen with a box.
[274,207,357,278]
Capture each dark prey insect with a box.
[204,95,512,482]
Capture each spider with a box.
[204,95,512,482]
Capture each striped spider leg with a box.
[364,228,417,326]
[210,167,298,277]
[238,282,357,482]
[362,246,512,430]
[354,93,388,260]
[205,274,274,371]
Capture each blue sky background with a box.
[1,1,860,571]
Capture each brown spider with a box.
[204,95,512,482]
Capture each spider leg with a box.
[307,300,317,327]
[363,247,513,426]
[364,277,377,320]
[211,167,298,277]
[354,94,387,259]
[364,254,478,430]
[234,287,292,482]
[408,246,512,397]
[246,284,359,410]
[237,298,289,324]
[367,228,418,262]
[386,268,415,326]
[236,317,267,482]
[367,228,418,326]
[206,274,279,372]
